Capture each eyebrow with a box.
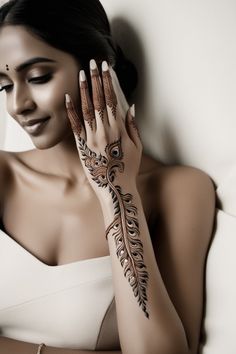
[0,57,57,78]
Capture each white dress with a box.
[0,228,120,351]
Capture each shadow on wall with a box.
[110,17,148,115]
[110,17,181,165]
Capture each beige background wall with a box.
[101,0,236,187]
[1,0,236,187]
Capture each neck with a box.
[37,131,86,183]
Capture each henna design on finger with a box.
[130,114,141,140]
[91,68,106,122]
[65,94,82,137]
[77,136,149,318]
[68,109,82,137]
[102,63,118,118]
[80,71,95,130]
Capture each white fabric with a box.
[199,209,236,354]
[0,229,120,350]
[199,174,236,353]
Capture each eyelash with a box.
[0,73,52,93]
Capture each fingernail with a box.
[65,93,71,103]
[130,104,135,117]
[102,61,109,72]
[90,59,97,70]
[80,70,86,82]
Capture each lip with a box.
[23,117,50,136]
[22,117,50,127]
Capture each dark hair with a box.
[0,0,137,101]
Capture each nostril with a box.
[21,108,35,115]
[13,99,36,116]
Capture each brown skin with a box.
[0,25,216,353]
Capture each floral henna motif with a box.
[77,137,149,318]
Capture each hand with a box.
[65,59,142,205]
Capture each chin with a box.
[30,129,74,150]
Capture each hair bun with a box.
[114,44,138,101]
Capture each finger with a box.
[79,70,96,133]
[65,93,85,140]
[110,67,129,120]
[89,59,108,131]
[102,61,119,128]
[126,104,142,149]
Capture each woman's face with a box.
[0,25,80,149]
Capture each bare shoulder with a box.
[140,153,215,217]
[156,161,216,244]
[143,153,217,248]
[0,148,39,218]
[157,163,216,215]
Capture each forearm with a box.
[66,60,189,353]
[101,184,189,354]
[0,336,121,354]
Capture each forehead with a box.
[0,25,73,70]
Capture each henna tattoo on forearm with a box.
[77,137,149,318]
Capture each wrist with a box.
[99,182,139,208]
[99,183,140,229]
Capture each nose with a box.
[11,86,36,117]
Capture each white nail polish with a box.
[130,104,135,117]
[102,61,109,71]
[90,59,97,70]
[65,93,71,103]
[80,70,86,81]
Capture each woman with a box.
[0,0,215,353]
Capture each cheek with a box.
[34,86,64,114]
[38,74,80,114]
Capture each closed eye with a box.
[0,73,53,92]
[28,73,52,83]
[0,84,12,92]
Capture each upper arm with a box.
[152,167,216,353]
